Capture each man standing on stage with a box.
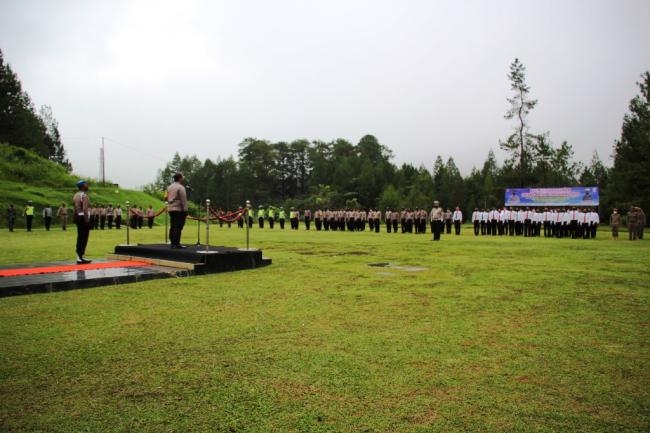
[73,180,92,264]
[167,173,188,248]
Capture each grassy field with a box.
[0,223,648,432]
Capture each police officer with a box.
[42,204,53,231]
[24,200,35,231]
[114,205,123,229]
[7,204,16,232]
[610,208,621,240]
[106,204,114,229]
[304,209,312,230]
[73,180,92,264]
[166,173,188,248]
[430,201,444,241]
[471,208,479,236]
[257,206,265,229]
[268,206,275,229]
[452,206,463,235]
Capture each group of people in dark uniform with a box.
[223,205,463,237]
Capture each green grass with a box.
[0,224,648,432]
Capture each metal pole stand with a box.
[125,201,130,245]
[164,201,169,244]
[205,199,210,253]
[196,201,201,245]
[245,200,251,250]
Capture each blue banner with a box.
[505,187,599,207]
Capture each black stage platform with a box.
[0,260,189,297]
[112,244,271,275]
[0,244,271,297]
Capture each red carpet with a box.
[0,261,151,277]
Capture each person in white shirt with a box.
[499,208,508,236]
[471,208,480,236]
[507,207,516,236]
[560,208,568,237]
[568,208,580,239]
[589,209,600,238]
[480,209,489,235]
[532,209,542,237]
[542,208,551,237]
[452,206,463,235]
[578,208,588,239]
[515,208,524,236]
[488,207,498,236]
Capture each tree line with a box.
[147,59,649,220]
[147,135,610,215]
[0,49,71,171]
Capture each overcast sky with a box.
[1,0,649,189]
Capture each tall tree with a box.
[238,138,276,203]
[378,184,401,211]
[152,152,202,198]
[501,58,538,186]
[0,49,48,158]
[481,150,501,208]
[445,157,465,208]
[431,155,447,203]
[39,105,72,172]
[550,140,580,186]
[609,71,650,213]
[273,141,294,200]
[290,139,312,196]
[530,133,579,187]
[307,140,333,188]
[579,151,609,188]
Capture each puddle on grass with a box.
[368,262,426,272]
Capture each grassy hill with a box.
[0,143,166,229]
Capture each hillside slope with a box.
[0,143,166,229]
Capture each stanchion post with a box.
[205,198,210,252]
[196,200,201,245]
[125,200,130,245]
[164,201,168,244]
[245,200,251,250]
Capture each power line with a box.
[103,136,171,164]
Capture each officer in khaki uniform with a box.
[73,180,92,264]
[429,201,444,241]
[610,208,621,240]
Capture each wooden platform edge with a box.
[107,254,196,271]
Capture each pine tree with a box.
[609,71,650,214]
[39,105,72,172]
[0,49,72,171]
[500,58,538,186]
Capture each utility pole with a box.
[100,136,106,185]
